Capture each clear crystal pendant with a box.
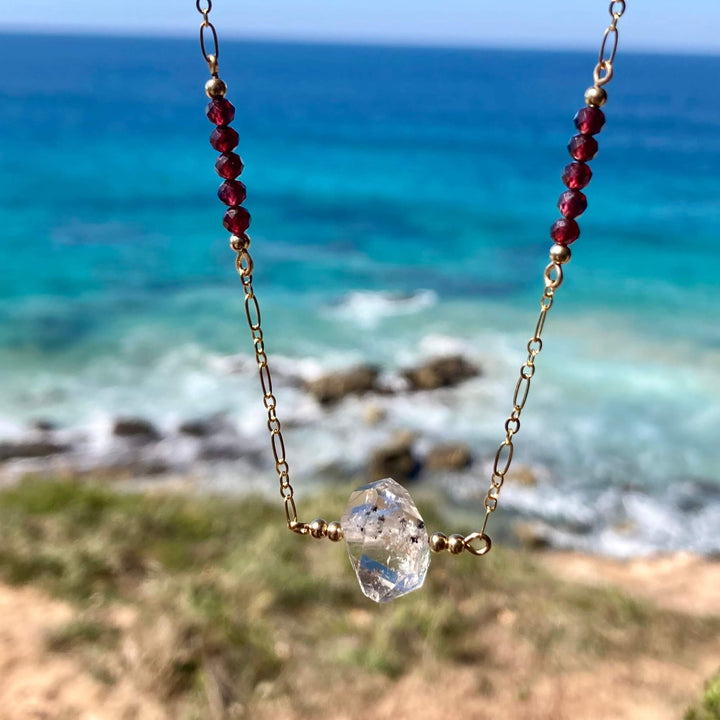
[341,477,430,603]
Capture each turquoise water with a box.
[0,35,718,553]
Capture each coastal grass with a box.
[1,477,719,717]
[686,674,720,720]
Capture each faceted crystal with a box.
[341,477,430,603]
[562,161,592,190]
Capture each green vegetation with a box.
[686,674,720,720]
[1,477,718,718]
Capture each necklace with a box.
[194,1,627,603]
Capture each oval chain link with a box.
[593,0,626,86]
[196,0,219,76]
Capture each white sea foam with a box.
[325,289,438,328]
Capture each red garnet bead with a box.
[550,217,580,245]
[206,98,236,125]
[210,126,239,152]
[218,180,247,207]
[568,134,599,162]
[558,190,587,218]
[562,162,592,190]
[223,206,251,234]
[215,152,244,179]
[574,106,606,135]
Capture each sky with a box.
[2,0,719,54]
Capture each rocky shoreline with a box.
[2,350,718,559]
[0,354,489,484]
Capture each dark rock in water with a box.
[425,442,473,472]
[304,365,379,405]
[198,439,263,464]
[198,441,244,461]
[368,431,419,483]
[113,418,161,442]
[402,355,480,391]
[0,440,70,462]
[512,521,551,550]
[178,415,231,438]
[31,419,57,432]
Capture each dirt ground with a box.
[0,552,717,720]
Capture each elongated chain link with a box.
[196,0,220,76]
[594,1,626,86]
[234,240,301,529]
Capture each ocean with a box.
[0,34,718,556]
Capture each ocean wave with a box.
[324,289,438,328]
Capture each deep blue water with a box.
[0,34,718,554]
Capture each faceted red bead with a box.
[206,98,236,125]
[550,217,580,245]
[223,206,251,234]
[215,152,244,179]
[562,162,592,190]
[210,126,239,152]
[574,106,606,135]
[218,180,247,207]
[558,190,587,218]
[568,134,598,162]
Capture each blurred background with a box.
[0,3,719,719]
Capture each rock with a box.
[304,365,379,405]
[361,402,387,426]
[31,419,57,432]
[425,442,473,472]
[402,355,480,391]
[513,521,551,550]
[178,416,228,438]
[113,418,161,442]
[508,464,538,487]
[0,441,69,462]
[368,431,419,483]
[198,440,245,462]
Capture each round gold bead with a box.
[549,244,572,264]
[205,77,227,99]
[229,233,250,252]
[326,521,344,542]
[584,85,607,108]
[447,534,466,555]
[429,532,448,553]
[309,518,328,539]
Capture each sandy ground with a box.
[0,552,717,720]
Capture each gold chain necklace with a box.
[194,1,627,603]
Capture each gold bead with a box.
[429,532,448,552]
[309,518,328,539]
[549,244,572,264]
[447,534,466,555]
[230,233,250,252]
[326,521,344,542]
[584,85,607,108]
[205,77,227,99]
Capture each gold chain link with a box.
[196,0,220,76]
[233,239,303,531]
[593,1,626,86]
[480,262,563,534]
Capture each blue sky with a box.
[3,1,719,54]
